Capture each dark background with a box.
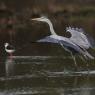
[0,0,95,56]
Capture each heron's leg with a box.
[60,43,69,52]
[70,52,77,67]
[82,55,90,73]
[79,55,86,63]
[79,55,90,73]
[83,55,90,73]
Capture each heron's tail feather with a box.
[37,38,52,43]
[37,39,46,42]
[84,51,94,60]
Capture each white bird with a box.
[31,16,94,66]
[4,43,15,57]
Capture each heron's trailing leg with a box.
[83,55,90,73]
[60,42,69,51]
[70,52,77,67]
[60,42,77,67]
[79,55,86,63]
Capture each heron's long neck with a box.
[45,20,57,35]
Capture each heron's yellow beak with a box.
[30,18,39,21]
[31,18,36,20]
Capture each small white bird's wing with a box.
[37,35,59,44]
[66,27,92,49]
[7,45,15,50]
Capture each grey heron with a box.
[4,43,15,57]
[31,16,94,66]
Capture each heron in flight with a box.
[31,16,94,66]
[4,43,15,57]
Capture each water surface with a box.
[0,55,95,95]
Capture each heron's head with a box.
[4,43,9,47]
[31,16,49,22]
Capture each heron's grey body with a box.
[38,35,84,53]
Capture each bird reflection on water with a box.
[5,57,15,76]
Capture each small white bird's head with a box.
[31,16,49,22]
[4,43,9,47]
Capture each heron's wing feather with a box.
[66,27,84,33]
[66,27,92,49]
[37,36,58,44]
[59,40,81,53]
[84,51,94,59]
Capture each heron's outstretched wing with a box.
[66,27,93,49]
[37,36,59,44]
[37,35,94,59]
